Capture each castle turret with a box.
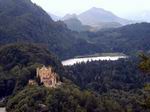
[36,65,60,88]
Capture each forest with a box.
[0,0,150,60]
[4,54,150,112]
[0,0,150,112]
[0,43,64,99]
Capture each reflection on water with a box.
[62,56,127,66]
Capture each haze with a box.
[31,0,150,18]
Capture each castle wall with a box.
[36,66,59,88]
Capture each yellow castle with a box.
[36,65,60,88]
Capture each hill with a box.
[0,43,64,98]
[0,0,150,59]
[63,18,92,32]
[78,7,131,25]
[48,13,61,21]
[0,0,95,59]
[82,22,150,55]
[5,57,150,112]
[62,13,77,20]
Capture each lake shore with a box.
[75,53,127,58]
[62,54,128,66]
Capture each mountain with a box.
[63,18,92,32]
[0,0,150,60]
[62,13,77,20]
[90,22,122,31]
[0,0,96,59]
[49,13,61,21]
[0,43,64,98]
[61,7,130,31]
[78,7,131,26]
[82,22,150,55]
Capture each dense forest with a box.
[3,55,150,112]
[0,0,98,59]
[0,43,64,99]
[0,0,150,60]
[65,57,145,92]
[80,23,150,55]
[0,0,150,112]
[64,57,150,112]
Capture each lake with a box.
[62,55,127,66]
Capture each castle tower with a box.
[36,65,60,88]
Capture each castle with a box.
[36,65,60,88]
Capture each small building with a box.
[36,65,60,88]
[28,80,37,86]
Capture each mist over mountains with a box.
[49,7,150,32]
[0,0,150,60]
[0,0,150,112]
[49,7,136,31]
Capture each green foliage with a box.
[6,84,124,112]
[0,43,64,98]
[65,58,150,112]
[82,23,150,56]
[139,53,150,73]
[0,0,150,60]
[0,0,96,59]
[65,58,145,92]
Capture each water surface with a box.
[62,55,127,66]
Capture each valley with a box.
[0,0,150,112]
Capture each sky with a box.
[31,0,150,18]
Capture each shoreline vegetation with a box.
[75,53,127,58]
[62,53,128,66]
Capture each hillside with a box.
[0,0,96,59]
[82,22,150,55]
[63,18,92,32]
[61,7,131,31]
[0,43,64,98]
[62,13,77,20]
[0,0,149,60]
[78,7,131,25]
[49,13,60,21]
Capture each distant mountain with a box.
[49,13,61,21]
[90,22,122,31]
[63,18,92,32]
[62,13,77,20]
[61,7,131,31]
[0,0,96,59]
[0,0,149,60]
[78,7,131,26]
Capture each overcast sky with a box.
[31,0,150,18]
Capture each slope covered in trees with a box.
[82,23,150,55]
[5,57,150,112]
[0,43,64,98]
[64,58,150,111]
[0,0,150,60]
[65,58,147,92]
[0,0,99,59]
